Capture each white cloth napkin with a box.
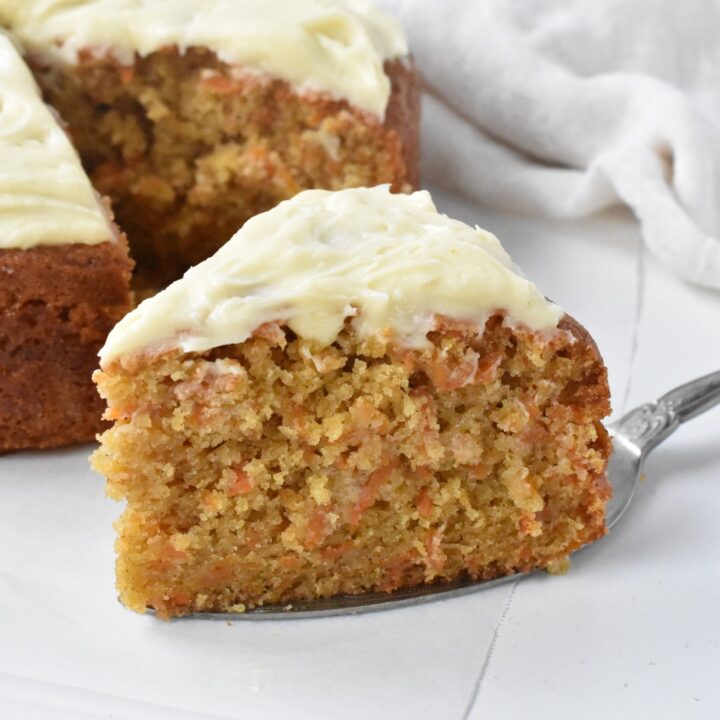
[377,0,720,289]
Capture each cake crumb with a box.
[93,315,610,618]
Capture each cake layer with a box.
[0,31,114,249]
[101,187,562,361]
[0,240,132,451]
[0,0,407,118]
[93,315,611,617]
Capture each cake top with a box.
[0,32,114,250]
[0,0,407,118]
[100,186,562,363]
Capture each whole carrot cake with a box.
[91,186,611,618]
[0,31,132,451]
[1,0,419,287]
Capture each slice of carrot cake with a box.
[91,186,611,618]
[0,31,132,452]
[1,0,419,287]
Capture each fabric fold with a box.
[378,0,720,288]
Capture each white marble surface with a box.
[1,188,719,719]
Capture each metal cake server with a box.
[182,369,720,620]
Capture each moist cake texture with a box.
[0,31,132,451]
[2,1,419,287]
[92,187,611,617]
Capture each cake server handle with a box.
[610,369,720,456]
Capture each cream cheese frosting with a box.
[0,0,407,118]
[100,186,562,363]
[0,32,113,249]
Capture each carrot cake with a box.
[1,0,419,287]
[91,186,612,618]
[0,31,132,452]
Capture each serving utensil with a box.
[181,370,720,620]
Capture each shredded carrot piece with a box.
[349,465,393,528]
[164,592,192,608]
[304,508,328,548]
[201,74,240,94]
[429,349,479,390]
[119,66,135,85]
[152,540,187,562]
[476,352,503,383]
[278,553,300,569]
[424,528,446,573]
[379,550,418,592]
[105,403,136,421]
[227,469,253,497]
[416,488,434,520]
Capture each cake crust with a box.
[29,50,420,287]
[0,239,133,451]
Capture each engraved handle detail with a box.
[614,369,720,454]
